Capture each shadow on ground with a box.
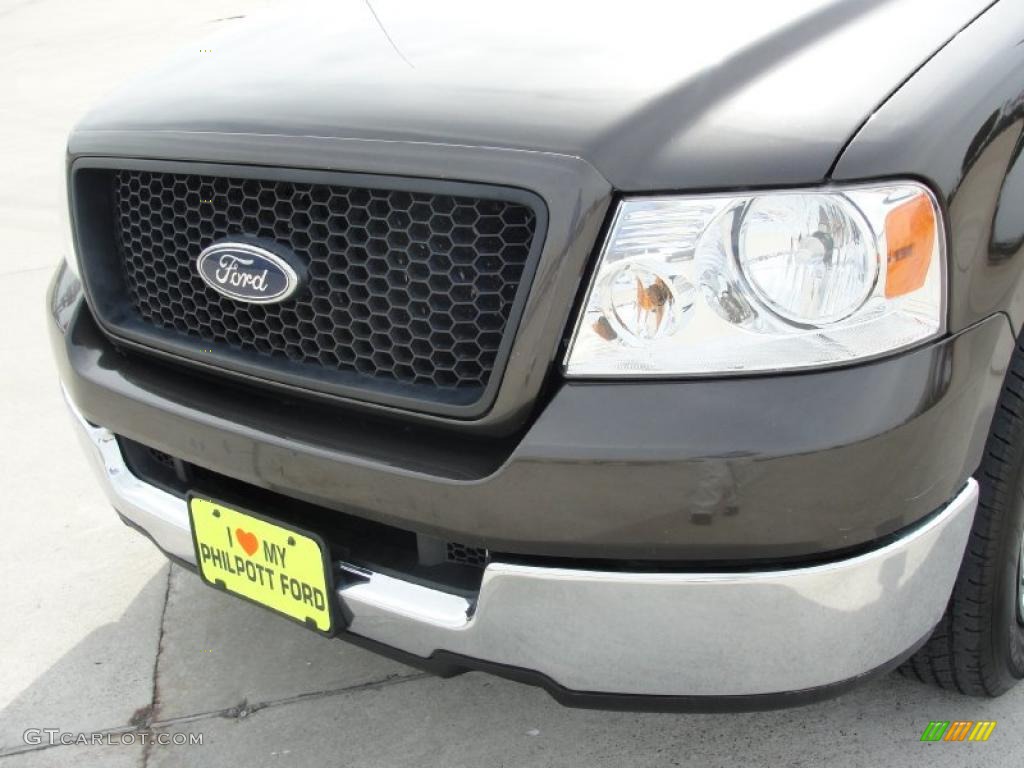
[0,566,169,765]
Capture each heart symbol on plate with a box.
[235,528,259,556]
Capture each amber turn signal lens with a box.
[885,193,936,298]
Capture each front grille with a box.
[446,542,489,568]
[147,447,176,470]
[107,169,539,408]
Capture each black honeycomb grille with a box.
[111,170,537,402]
[446,542,489,568]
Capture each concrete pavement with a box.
[1,1,1022,765]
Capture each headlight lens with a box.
[736,194,876,325]
[565,182,944,376]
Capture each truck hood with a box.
[76,0,993,190]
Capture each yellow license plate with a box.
[188,496,334,634]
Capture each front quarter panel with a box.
[832,0,1024,335]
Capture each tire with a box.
[900,337,1024,695]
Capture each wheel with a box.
[900,336,1024,695]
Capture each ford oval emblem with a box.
[196,241,300,304]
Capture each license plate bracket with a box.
[187,494,336,636]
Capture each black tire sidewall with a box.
[977,375,1024,692]
[991,484,1024,682]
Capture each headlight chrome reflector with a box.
[565,182,944,376]
[736,194,877,325]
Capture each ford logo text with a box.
[196,242,300,304]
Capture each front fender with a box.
[831,0,1024,336]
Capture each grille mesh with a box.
[446,542,489,568]
[112,170,537,398]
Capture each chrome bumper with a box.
[66,388,978,697]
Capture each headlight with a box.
[565,182,944,376]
